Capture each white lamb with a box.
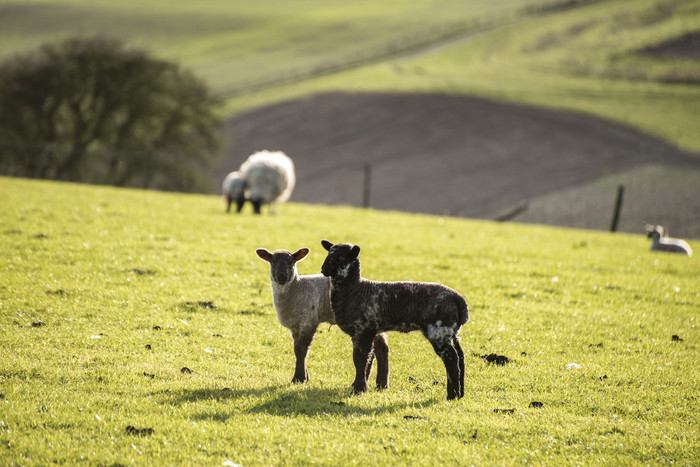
[256,247,389,386]
[241,150,295,214]
[222,171,246,213]
[645,224,693,257]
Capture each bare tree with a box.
[0,36,221,191]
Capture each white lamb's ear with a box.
[293,248,310,262]
[321,240,333,251]
[255,248,273,262]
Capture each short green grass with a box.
[1,176,698,465]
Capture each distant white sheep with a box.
[256,247,389,386]
[222,171,246,213]
[645,224,693,257]
[222,150,295,214]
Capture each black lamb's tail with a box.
[456,293,469,326]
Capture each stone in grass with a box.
[481,354,510,365]
[184,301,215,309]
[671,335,683,342]
[529,401,544,408]
[126,425,154,436]
[181,367,193,374]
[464,430,478,444]
[403,415,428,421]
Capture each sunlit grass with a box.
[1,177,698,464]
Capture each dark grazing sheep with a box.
[222,170,246,213]
[320,240,469,400]
[256,247,389,386]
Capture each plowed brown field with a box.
[218,92,700,237]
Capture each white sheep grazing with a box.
[240,150,295,214]
[646,224,693,256]
[222,171,246,213]
[256,247,390,386]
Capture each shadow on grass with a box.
[164,384,438,420]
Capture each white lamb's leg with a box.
[291,326,315,383]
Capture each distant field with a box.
[0,0,545,95]
[1,0,698,151]
[517,164,700,238]
[1,177,698,465]
[223,0,700,152]
[220,92,700,238]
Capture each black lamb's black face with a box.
[320,241,360,278]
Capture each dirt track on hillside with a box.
[217,92,700,236]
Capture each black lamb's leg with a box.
[430,340,461,400]
[365,348,376,383]
[453,335,465,398]
[291,328,315,383]
[372,333,390,390]
[351,332,375,394]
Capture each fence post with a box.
[610,185,624,232]
[362,163,372,208]
[36,142,51,178]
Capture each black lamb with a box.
[320,240,469,400]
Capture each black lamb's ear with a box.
[255,248,273,262]
[350,245,361,259]
[293,248,310,262]
[321,240,333,251]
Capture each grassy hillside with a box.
[1,177,698,465]
[1,0,698,152]
[0,0,546,94]
[225,0,700,152]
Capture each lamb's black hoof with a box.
[352,384,368,394]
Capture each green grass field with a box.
[1,0,699,152]
[1,177,698,465]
